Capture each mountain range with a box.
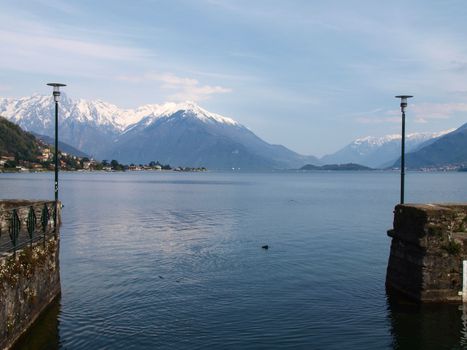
[321,129,455,168]
[0,95,318,169]
[394,122,467,169]
[0,94,465,170]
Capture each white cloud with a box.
[350,107,399,124]
[0,8,152,78]
[157,73,199,88]
[411,102,467,119]
[0,30,147,62]
[187,69,257,82]
[117,72,232,101]
[356,116,400,124]
[356,101,467,125]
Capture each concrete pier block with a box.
[386,203,467,303]
[0,200,61,349]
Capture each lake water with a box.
[1,171,467,349]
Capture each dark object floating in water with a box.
[158,276,164,279]
[262,245,269,250]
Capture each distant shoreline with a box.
[0,167,208,174]
[2,168,466,174]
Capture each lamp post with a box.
[47,83,66,232]
[395,95,413,204]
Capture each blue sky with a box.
[1,0,467,156]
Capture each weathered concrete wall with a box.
[386,203,467,303]
[0,200,60,350]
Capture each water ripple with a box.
[3,171,467,349]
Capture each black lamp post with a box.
[395,95,413,204]
[47,83,66,232]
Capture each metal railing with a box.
[0,201,57,255]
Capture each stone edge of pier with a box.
[386,203,467,303]
[0,200,61,350]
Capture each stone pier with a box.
[386,203,467,303]
[0,200,61,349]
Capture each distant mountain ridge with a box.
[301,163,372,171]
[0,95,319,169]
[393,122,467,169]
[32,133,90,158]
[3,93,464,170]
[0,116,91,162]
[321,130,453,168]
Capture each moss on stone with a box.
[0,238,57,288]
[442,240,462,256]
[427,223,444,237]
[462,215,467,232]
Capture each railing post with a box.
[41,203,49,244]
[0,201,56,253]
[27,206,36,247]
[9,209,20,256]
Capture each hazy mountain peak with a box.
[321,129,456,168]
[0,95,240,133]
[399,123,467,169]
[353,130,454,147]
[0,93,317,169]
[138,101,239,126]
[354,134,400,146]
[124,101,240,134]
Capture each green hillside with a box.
[0,116,101,172]
[0,116,41,161]
[392,122,467,169]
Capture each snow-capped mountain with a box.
[321,130,453,168]
[121,101,239,136]
[398,122,467,169]
[110,105,319,168]
[0,94,133,131]
[0,94,134,156]
[0,94,319,169]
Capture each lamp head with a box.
[395,95,413,112]
[47,83,67,102]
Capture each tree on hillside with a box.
[110,159,124,171]
[0,116,41,161]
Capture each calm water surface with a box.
[1,171,467,349]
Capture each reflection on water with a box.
[387,294,467,350]
[13,297,61,350]
[1,171,466,349]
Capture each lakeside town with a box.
[2,144,464,174]
[0,140,207,173]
